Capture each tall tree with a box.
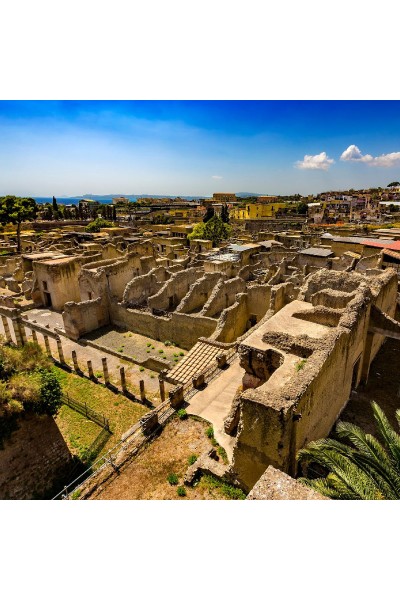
[203,205,215,222]
[0,196,38,253]
[297,401,400,500]
[221,203,230,223]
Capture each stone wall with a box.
[63,297,110,340]
[110,302,217,349]
[148,267,201,312]
[0,414,73,500]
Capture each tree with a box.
[188,215,232,246]
[85,217,113,233]
[387,182,400,188]
[297,401,400,499]
[0,196,38,252]
[296,201,308,215]
[221,203,230,223]
[203,205,215,222]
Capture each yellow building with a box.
[231,202,289,220]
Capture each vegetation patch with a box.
[197,474,246,499]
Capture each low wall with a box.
[110,303,217,350]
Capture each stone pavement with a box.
[185,358,244,462]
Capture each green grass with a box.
[217,446,228,463]
[198,474,246,499]
[54,366,148,459]
[295,359,307,372]
[177,486,186,497]
[206,426,214,439]
[188,454,198,465]
[167,473,179,485]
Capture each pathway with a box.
[185,358,244,462]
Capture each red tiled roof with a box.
[364,240,400,251]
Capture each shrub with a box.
[158,349,164,354]
[139,367,145,372]
[146,349,150,353]
[37,369,63,416]
[217,446,228,463]
[146,343,152,347]
[206,426,214,439]
[117,347,124,353]
[167,473,179,485]
[188,454,198,465]
[201,474,246,500]
[179,352,184,357]
[95,371,103,378]
[164,340,172,346]
[177,486,187,497]
[295,359,307,372]
[177,408,187,420]
[85,217,113,233]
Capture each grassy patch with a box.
[54,367,147,458]
[167,473,179,485]
[198,474,246,499]
[295,359,307,372]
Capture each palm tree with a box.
[297,402,400,499]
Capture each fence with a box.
[53,345,238,500]
[52,397,173,500]
[62,393,110,432]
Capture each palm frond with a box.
[371,401,400,468]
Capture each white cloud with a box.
[340,144,400,167]
[211,175,223,179]
[295,152,335,171]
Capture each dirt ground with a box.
[85,326,186,365]
[333,337,400,437]
[87,417,238,500]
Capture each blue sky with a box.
[1,100,400,197]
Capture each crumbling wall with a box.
[201,277,246,318]
[122,267,168,307]
[148,267,201,312]
[176,273,221,314]
[63,297,109,340]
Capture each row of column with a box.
[1,314,167,403]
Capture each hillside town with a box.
[1,184,400,500]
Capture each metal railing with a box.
[62,393,110,431]
[53,397,174,500]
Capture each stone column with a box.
[120,366,127,393]
[140,410,159,436]
[139,379,146,402]
[56,336,65,364]
[87,360,94,379]
[44,334,52,357]
[1,315,13,343]
[159,377,166,403]
[12,319,23,347]
[72,350,79,372]
[169,385,184,409]
[102,357,110,385]
[19,322,28,345]
[31,329,38,344]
